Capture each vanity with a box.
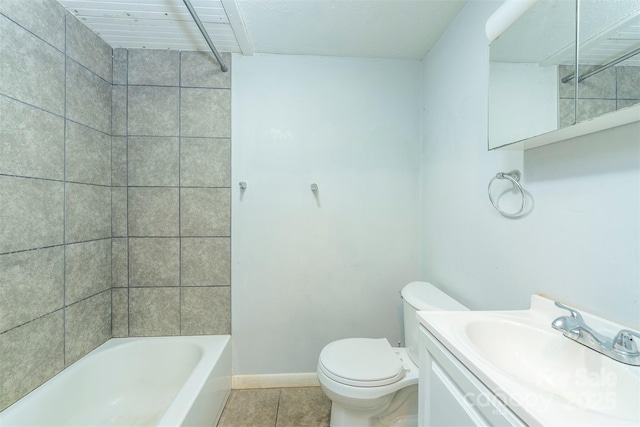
[417,296,640,426]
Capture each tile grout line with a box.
[178,50,183,336]
[0,12,64,55]
[228,54,232,337]
[62,9,68,368]
[110,45,114,341]
[125,48,131,338]
[274,389,282,427]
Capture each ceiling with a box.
[491,0,640,66]
[56,0,467,60]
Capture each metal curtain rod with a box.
[183,0,229,73]
[561,46,640,84]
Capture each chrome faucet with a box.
[551,301,640,366]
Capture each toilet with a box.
[317,281,468,427]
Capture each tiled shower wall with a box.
[559,64,640,127]
[0,0,112,410]
[110,49,231,337]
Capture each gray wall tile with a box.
[558,65,574,99]
[65,121,111,185]
[129,287,180,336]
[577,99,617,123]
[181,286,230,335]
[112,288,128,337]
[128,49,179,86]
[65,239,111,305]
[0,310,64,411]
[181,238,230,286]
[181,188,230,236]
[0,247,64,332]
[113,49,128,85]
[618,99,640,110]
[65,12,112,82]
[128,187,179,236]
[112,187,127,237]
[617,66,640,100]
[181,51,231,88]
[65,183,111,243]
[128,136,179,186]
[559,98,618,128]
[112,238,128,287]
[559,99,575,128]
[180,88,230,137]
[112,137,128,187]
[65,290,111,365]
[0,15,65,115]
[559,66,616,99]
[0,0,65,51]
[112,86,127,136]
[129,238,179,287]
[128,86,179,136]
[66,60,111,134]
[1,176,64,253]
[0,96,64,180]
[180,138,230,187]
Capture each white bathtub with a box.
[0,335,231,427]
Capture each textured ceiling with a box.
[491,0,640,66]
[57,0,467,59]
[237,0,467,59]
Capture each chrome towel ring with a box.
[488,170,525,218]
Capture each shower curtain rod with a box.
[183,0,229,73]
[561,46,640,84]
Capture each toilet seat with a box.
[318,338,405,387]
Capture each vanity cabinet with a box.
[418,326,525,427]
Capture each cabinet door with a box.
[425,359,488,426]
[419,326,525,427]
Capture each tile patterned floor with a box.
[217,387,331,427]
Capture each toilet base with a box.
[328,384,418,427]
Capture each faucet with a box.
[551,301,640,366]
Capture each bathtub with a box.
[0,335,231,426]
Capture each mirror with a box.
[488,0,640,150]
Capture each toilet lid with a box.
[319,338,404,387]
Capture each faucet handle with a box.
[554,301,584,321]
[613,330,640,355]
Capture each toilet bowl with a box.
[317,281,468,427]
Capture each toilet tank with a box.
[401,281,468,365]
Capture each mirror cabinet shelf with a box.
[488,0,640,151]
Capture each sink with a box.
[465,318,640,422]
[417,296,640,426]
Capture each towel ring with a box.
[488,170,525,218]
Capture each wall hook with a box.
[310,183,318,192]
[239,181,247,189]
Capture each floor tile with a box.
[276,387,331,427]
[218,389,280,427]
[217,387,331,427]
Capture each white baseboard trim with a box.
[232,373,320,389]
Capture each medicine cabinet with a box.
[488,0,640,150]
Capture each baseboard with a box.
[232,373,320,389]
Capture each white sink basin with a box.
[417,296,640,426]
[466,319,640,422]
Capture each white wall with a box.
[232,54,422,375]
[420,0,640,328]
